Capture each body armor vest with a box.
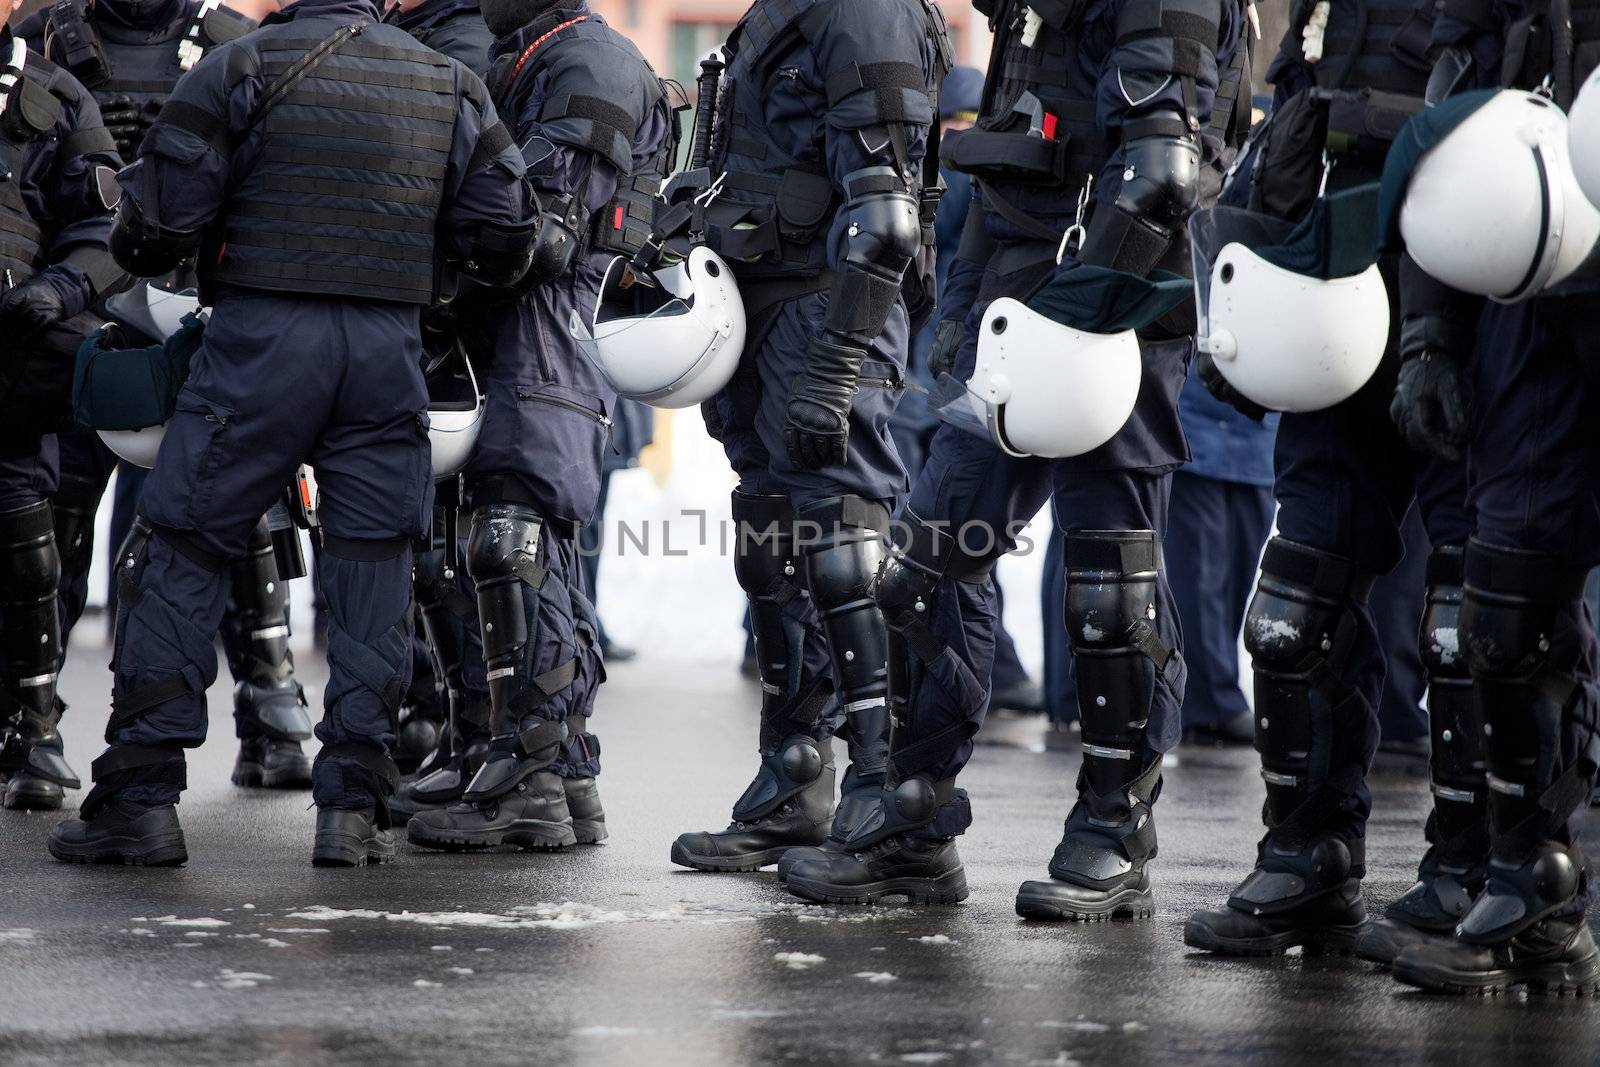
[205,20,461,303]
[949,0,1247,241]
[1499,0,1600,106]
[0,42,67,287]
[44,0,253,112]
[704,0,948,278]
[488,14,680,262]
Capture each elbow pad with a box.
[1079,132,1200,276]
[108,197,200,279]
[460,215,540,288]
[824,166,922,343]
[522,194,589,288]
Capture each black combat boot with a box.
[1184,835,1369,955]
[48,799,187,866]
[312,806,397,867]
[1016,761,1163,922]
[783,774,967,905]
[408,721,577,851]
[2,709,79,811]
[390,696,491,820]
[672,735,835,871]
[564,777,607,844]
[1357,845,1482,965]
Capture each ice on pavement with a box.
[282,900,895,931]
[773,952,826,970]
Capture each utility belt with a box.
[1312,86,1425,162]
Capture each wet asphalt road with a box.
[4,642,1600,1067]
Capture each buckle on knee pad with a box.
[1458,842,1583,943]
[841,774,957,848]
[1230,836,1359,915]
[732,735,827,822]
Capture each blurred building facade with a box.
[587,0,993,84]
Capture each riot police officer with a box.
[0,4,122,812]
[402,0,675,852]
[47,0,536,868]
[1383,0,1600,995]
[666,0,947,877]
[17,0,322,798]
[1183,0,1481,956]
[779,0,1249,912]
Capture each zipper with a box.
[857,376,904,390]
[518,389,617,451]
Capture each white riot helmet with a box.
[1568,65,1600,210]
[570,246,745,409]
[97,284,204,468]
[1400,89,1600,302]
[424,345,483,480]
[1191,200,1390,413]
[945,297,1142,459]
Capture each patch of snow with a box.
[447,967,474,976]
[901,1055,951,1065]
[1039,1020,1110,1033]
[218,970,271,990]
[413,979,441,989]
[914,934,953,944]
[263,939,290,949]
[155,916,230,929]
[430,945,452,951]
[241,904,255,910]
[267,928,332,935]
[184,932,219,939]
[854,971,898,983]
[773,952,826,970]
[573,1026,648,1038]
[0,929,37,943]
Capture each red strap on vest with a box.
[508,15,588,83]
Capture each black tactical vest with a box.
[206,21,463,303]
[1278,0,1436,97]
[0,44,67,286]
[948,0,1248,240]
[1498,0,1600,106]
[489,14,681,262]
[705,0,948,276]
[44,0,253,112]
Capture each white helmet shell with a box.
[98,425,167,469]
[966,298,1141,459]
[1401,90,1600,302]
[1200,244,1390,412]
[572,246,745,409]
[1569,65,1600,210]
[427,351,483,481]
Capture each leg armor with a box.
[798,495,892,838]
[402,535,467,771]
[0,500,75,804]
[224,516,311,742]
[1050,531,1171,888]
[462,503,570,800]
[1456,539,1593,944]
[1232,537,1375,914]
[1389,547,1489,930]
[728,491,835,827]
[51,468,99,646]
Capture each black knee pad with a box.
[1065,530,1168,800]
[798,496,890,706]
[0,501,62,603]
[465,503,544,665]
[1242,537,1374,828]
[1460,539,1591,841]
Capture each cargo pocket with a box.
[399,411,432,542]
[171,389,236,529]
[514,383,612,528]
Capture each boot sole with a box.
[786,869,969,906]
[311,830,398,868]
[48,830,187,867]
[669,841,793,872]
[1015,885,1155,923]
[4,779,65,811]
[407,819,577,853]
[1182,918,1366,957]
[232,760,314,790]
[1393,954,1600,997]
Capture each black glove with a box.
[100,95,144,159]
[0,277,69,342]
[1390,349,1471,461]
[1196,350,1267,422]
[928,318,963,380]
[784,336,863,470]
